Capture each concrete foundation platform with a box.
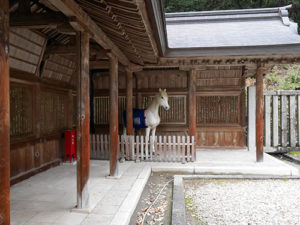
[10,150,299,225]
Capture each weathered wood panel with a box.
[94,96,136,125]
[195,69,242,89]
[40,89,68,135]
[10,137,61,180]
[42,54,76,83]
[93,71,136,90]
[9,28,47,75]
[10,83,34,138]
[196,127,245,148]
[196,95,240,124]
[135,70,188,89]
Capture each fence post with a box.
[145,136,149,161]
[272,95,279,147]
[290,96,296,147]
[182,136,186,164]
[120,135,125,162]
[136,136,140,162]
[281,95,288,147]
[265,95,271,148]
[130,136,135,161]
[191,136,195,162]
[248,86,256,152]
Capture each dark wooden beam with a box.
[256,65,264,162]
[56,23,76,35]
[89,61,109,70]
[76,32,90,209]
[0,0,10,223]
[18,0,31,14]
[45,44,107,58]
[126,70,134,135]
[189,69,197,158]
[109,53,119,177]
[46,0,131,66]
[10,12,67,28]
[45,44,77,56]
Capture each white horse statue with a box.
[123,88,170,142]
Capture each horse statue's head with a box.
[158,88,170,111]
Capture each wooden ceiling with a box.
[75,0,158,65]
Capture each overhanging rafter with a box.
[46,0,131,66]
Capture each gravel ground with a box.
[130,173,174,225]
[184,179,300,225]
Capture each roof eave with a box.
[165,44,300,58]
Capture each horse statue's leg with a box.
[145,127,150,154]
[151,127,156,153]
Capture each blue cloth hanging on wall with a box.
[123,109,148,130]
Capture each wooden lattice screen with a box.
[9,28,47,75]
[10,84,34,137]
[143,95,186,124]
[196,95,240,124]
[94,96,136,125]
[40,91,67,134]
[41,54,76,82]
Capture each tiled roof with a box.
[166,5,300,49]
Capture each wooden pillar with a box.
[240,67,246,128]
[35,83,41,138]
[189,69,197,158]
[67,89,74,129]
[109,53,119,177]
[0,0,10,223]
[76,32,90,209]
[256,65,264,162]
[126,70,134,135]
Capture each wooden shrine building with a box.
[1,1,300,224]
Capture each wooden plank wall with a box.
[9,79,72,183]
[7,27,78,183]
[93,67,246,148]
[9,28,47,76]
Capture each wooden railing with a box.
[264,90,300,152]
[90,134,195,162]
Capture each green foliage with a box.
[265,65,300,90]
[289,151,300,156]
[164,0,300,33]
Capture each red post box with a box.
[64,130,77,163]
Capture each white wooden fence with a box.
[264,90,300,152]
[90,134,195,162]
